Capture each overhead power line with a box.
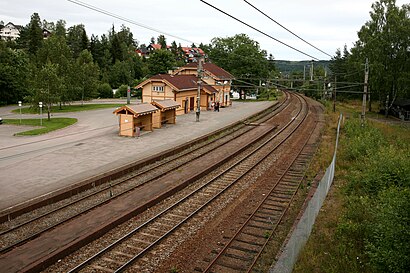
[200,0,320,61]
[67,0,197,45]
[243,0,333,58]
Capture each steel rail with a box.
[203,95,319,273]
[0,95,292,255]
[66,92,307,273]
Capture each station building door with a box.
[190,97,195,111]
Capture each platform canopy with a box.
[113,104,158,117]
[151,99,181,111]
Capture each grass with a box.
[293,99,410,273]
[4,118,77,135]
[12,104,122,114]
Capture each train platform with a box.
[0,100,275,212]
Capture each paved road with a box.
[0,100,275,211]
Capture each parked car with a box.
[0,117,3,124]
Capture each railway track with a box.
[0,93,292,254]
[202,102,321,273]
[59,92,310,273]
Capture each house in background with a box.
[172,62,234,107]
[135,74,218,115]
[181,47,206,62]
[135,47,149,58]
[0,22,22,41]
[42,28,52,39]
[142,43,206,63]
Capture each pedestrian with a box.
[211,101,215,111]
[216,101,220,112]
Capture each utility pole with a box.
[323,68,327,100]
[310,61,314,82]
[196,58,203,122]
[361,58,369,124]
[303,65,306,81]
[333,75,337,113]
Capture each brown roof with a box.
[149,44,171,50]
[183,62,234,80]
[136,74,218,94]
[151,99,181,111]
[151,74,197,90]
[113,104,158,116]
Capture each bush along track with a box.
[294,118,410,273]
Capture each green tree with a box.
[67,24,89,58]
[54,20,66,37]
[170,41,185,64]
[206,34,273,97]
[147,49,176,75]
[157,35,167,49]
[90,34,111,71]
[0,42,30,104]
[110,31,122,63]
[17,13,43,55]
[74,49,100,103]
[35,35,72,105]
[117,25,135,48]
[28,62,62,120]
[351,0,410,114]
[109,60,133,89]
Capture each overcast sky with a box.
[1,0,407,61]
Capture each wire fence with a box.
[269,113,343,273]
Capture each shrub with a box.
[342,119,385,161]
[366,187,410,273]
[97,83,113,98]
[114,84,128,98]
[337,119,410,273]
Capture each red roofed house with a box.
[145,44,206,63]
[172,62,234,107]
[181,47,206,62]
[136,74,218,115]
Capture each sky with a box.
[0,0,407,61]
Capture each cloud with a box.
[1,0,407,60]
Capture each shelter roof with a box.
[151,99,180,111]
[113,104,158,116]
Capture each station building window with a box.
[152,86,164,92]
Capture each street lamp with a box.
[18,101,22,124]
[39,102,43,126]
[196,58,203,122]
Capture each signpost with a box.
[127,86,131,105]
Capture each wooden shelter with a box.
[151,99,180,128]
[113,104,158,137]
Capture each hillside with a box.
[275,60,331,73]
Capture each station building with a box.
[172,62,234,108]
[136,62,234,115]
